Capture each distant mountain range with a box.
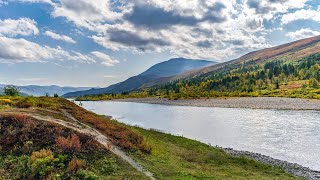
[0,84,91,97]
[63,58,216,97]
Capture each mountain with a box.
[139,35,320,99]
[63,58,215,97]
[0,84,92,97]
[143,35,320,88]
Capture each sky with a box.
[0,0,319,87]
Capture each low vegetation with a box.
[0,96,151,153]
[0,97,301,179]
[0,114,146,179]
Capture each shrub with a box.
[309,78,319,88]
[76,170,99,180]
[0,99,12,106]
[68,157,85,173]
[94,157,118,175]
[4,85,20,96]
[30,149,55,177]
[15,98,35,108]
[30,149,54,164]
[55,134,81,153]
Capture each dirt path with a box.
[2,109,155,180]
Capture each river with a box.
[79,100,320,170]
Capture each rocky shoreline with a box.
[111,97,320,110]
[220,147,320,180]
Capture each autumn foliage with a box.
[68,157,85,172]
[30,149,54,163]
[55,134,81,153]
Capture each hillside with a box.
[142,35,320,88]
[0,84,91,97]
[0,96,301,179]
[76,35,320,101]
[63,58,215,97]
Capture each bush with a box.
[68,157,85,173]
[76,170,99,180]
[3,85,20,96]
[309,78,319,88]
[55,134,81,153]
[94,157,118,175]
[15,98,35,108]
[0,99,13,106]
[30,149,55,177]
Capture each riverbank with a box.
[111,97,320,110]
[220,147,320,180]
[130,125,320,180]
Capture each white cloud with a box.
[19,0,53,5]
[0,37,94,64]
[0,0,8,6]
[17,0,311,62]
[44,31,76,44]
[0,18,39,36]
[281,9,320,24]
[286,28,320,40]
[51,0,124,30]
[91,51,119,66]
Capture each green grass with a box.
[128,127,300,180]
[0,97,302,179]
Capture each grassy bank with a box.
[0,96,300,179]
[128,127,298,179]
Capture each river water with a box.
[79,101,320,170]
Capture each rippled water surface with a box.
[80,101,320,170]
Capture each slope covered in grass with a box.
[0,97,301,179]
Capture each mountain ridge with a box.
[63,58,215,97]
[142,35,320,88]
[0,84,92,97]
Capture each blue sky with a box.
[0,0,319,87]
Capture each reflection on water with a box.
[80,101,320,170]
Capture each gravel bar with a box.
[111,97,320,110]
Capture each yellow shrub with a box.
[30,149,54,163]
[0,99,12,105]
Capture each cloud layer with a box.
[5,0,320,63]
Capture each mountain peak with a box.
[63,58,215,97]
[140,58,215,78]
